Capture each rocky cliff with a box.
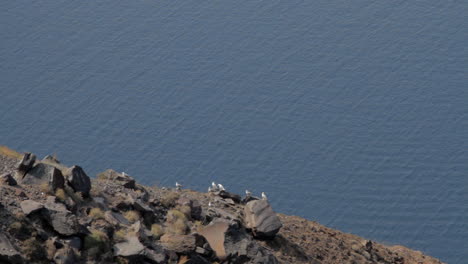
[0,146,444,264]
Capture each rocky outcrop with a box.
[0,172,17,186]
[16,152,36,175]
[244,199,282,239]
[0,148,446,264]
[65,166,91,197]
[0,233,23,264]
[22,163,65,191]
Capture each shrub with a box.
[151,224,164,239]
[160,191,180,208]
[84,229,109,252]
[22,238,47,261]
[166,209,187,223]
[39,183,53,195]
[0,145,22,159]
[113,229,127,243]
[64,185,84,204]
[55,188,67,202]
[123,210,140,223]
[176,205,192,220]
[89,208,105,220]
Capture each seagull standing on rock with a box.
[211,182,218,191]
[175,182,182,191]
[245,190,251,197]
[218,184,225,191]
[261,192,268,201]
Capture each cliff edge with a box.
[0,146,444,264]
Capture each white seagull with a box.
[175,182,182,190]
[211,182,217,190]
[208,202,213,207]
[208,186,212,192]
[261,192,268,201]
[245,190,251,197]
[218,184,225,191]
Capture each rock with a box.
[20,200,44,215]
[160,234,197,254]
[42,155,60,164]
[185,254,211,264]
[218,190,241,203]
[42,201,81,236]
[113,236,145,257]
[198,220,230,260]
[61,237,82,250]
[97,169,136,189]
[21,163,65,190]
[65,166,91,197]
[16,152,36,174]
[104,211,130,226]
[199,219,278,263]
[0,173,17,186]
[142,248,167,263]
[0,233,23,264]
[244,199,282,239]
[53,245,77,264]
[177,197,202,220]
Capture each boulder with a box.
[244,200,282,239]
[65,166,91,197]
[113,236,145,257]
[0,233,23,264]
[20,200,44,215]
[97,169,136,189]
[42,155,60,164]
[43,199,81,236]
[16,152,36,173]
[0,173,17,186]
[142,248,167,263]
[199,219,278,263]
[22,163,65,190]
[160,234,197,254]
[218,190,241,203]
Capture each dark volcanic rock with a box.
[199,220,278,263]
[244,200,282,239]
[218,190,242,203]
[65,165,91,197]
[53,245,77,264]
[43,198,81,236]
[0,233,23,264]
[22,163,65,190]
[20,200,44,215]
[16,152,36,174]
[0,172,17,186]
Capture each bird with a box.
[218,184,225,191]
[208,186,212,192]
[211,182,217,190]
[175,182,182,191]
[245,190,251,197]
[122,172,126,177]
[261,192,268,200]
[208,202,213,207]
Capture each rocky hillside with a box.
[0,146,444,264]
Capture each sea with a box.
[1,1,466,263]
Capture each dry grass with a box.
[64,185,84,204]
[55,188,67,202]
[123,210,141,223]
[113,229,128,243]
[39,182,53,195]
[84,229,109,252]
[165,209,189,235]
[151,224,164,239]
[0,145,22,159]
[176,205,191,219]
[89,208,105,220]
[160,191,180,208]
[22,237,47,261]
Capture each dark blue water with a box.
[1,1,467,262]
